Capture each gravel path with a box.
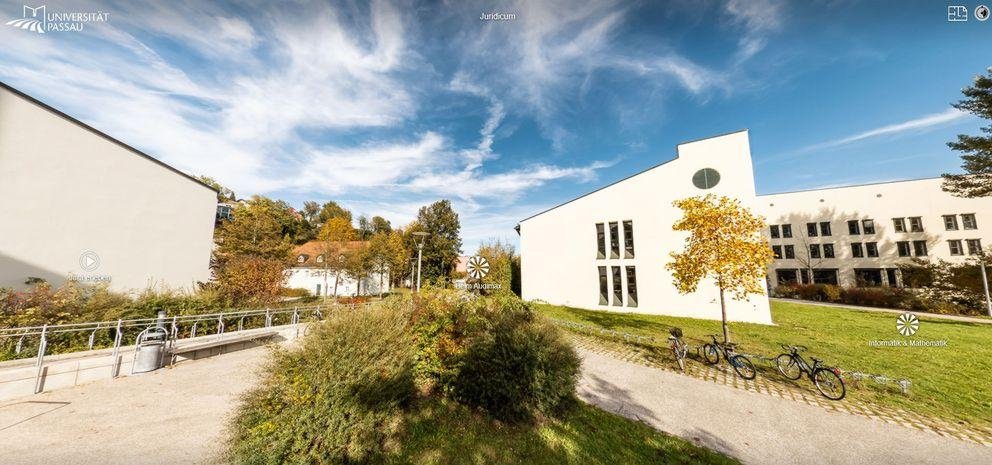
[577,347,992,465]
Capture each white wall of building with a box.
[519,130,774,324]
[284,268,391,297]
[758,178,992,288]
[0,84,216,292]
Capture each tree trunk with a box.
[333,272,340,299]
[719,280,730,344]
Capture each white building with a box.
[0,82,217,292]
[517,130,992,323]
[759,178,991,288]
[518,131,774,324]
[284,241,391,297]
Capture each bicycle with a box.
[668,327,688,372]
[701,335,756,379]
[776,344,846,400]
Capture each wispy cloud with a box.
[723,0,785,61]
[797,108,969,153]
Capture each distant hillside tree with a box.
[215,197,292,262]
[667,195,773,343]
[197,175,236,202]
[318,201,353,225]
[371,216,392,234]
[943,68,992,197]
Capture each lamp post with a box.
[413,232,429,292]
[980,253,992,317]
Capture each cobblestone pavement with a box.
[566,332,992,447]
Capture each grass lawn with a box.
[390,398,739,465]
[538,300,992,430]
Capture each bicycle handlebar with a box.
[781,344,808,352]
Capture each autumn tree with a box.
[363,231,407,297]
[215,196,292,261]
[356,215,373,240]
[371,216,392,234]
[475,239,516,296]
[943,68,992,197]
[215,255,286,305]
[318,217,356,297]
[318,201,353,225]
[667,195,773,343]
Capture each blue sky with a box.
[1,0,988,251]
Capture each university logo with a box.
[896,312,919,337]
[5,5,46,34]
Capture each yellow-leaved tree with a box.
[666,194,773,343]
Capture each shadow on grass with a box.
[391,397,740,465]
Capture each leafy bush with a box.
[279,287,311,298]
[773,284,841,302]
[215,256,287,305]
[451,317,580,422]
[227,299,416,464]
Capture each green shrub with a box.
[451,316,580,423]
[227,299,416,464]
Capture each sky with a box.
[1,0,989,252]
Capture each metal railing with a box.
[0,302,372,394]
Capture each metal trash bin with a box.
[131,327,168,374]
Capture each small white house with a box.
[284,241,391,297]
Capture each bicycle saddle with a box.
[811,357,822,363]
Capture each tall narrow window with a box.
[784,245,795,259]
[770,225,780,239]
[896,241,911,257]
[772,245,783,259]
[823,243,835,259]
[913,240,928,256]
[609,222,620,259]
[598,267,608,305]
[625,266,638,307]
[782,224,793,238]
[943,215,959,231]
[623,220,635,258]
[967,239,983,255]
[886,268,899,287]
[819,222,832,236]
[809,244,821,259]
[862,219,876,234]
[596,223,606,259]
[611,266,623,306]
[851,243,864,258]
[962,213,978,230]
[806,222,818,237]
[948,240,964,256]
[847,220,860,235]
[909,217,924,232]
[892,218,906,233]
[865,242,879,257]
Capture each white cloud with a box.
[723,0,784,61]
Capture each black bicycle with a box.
[668,327,689,372]
[701,335,756,379]
[776,344,846,400]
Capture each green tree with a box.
[666,195,773,343]
[371,215,392,234]
[197,175,236,202]
[414,200,463,283]
[364,231,407,297]
[215,196,292,261]
[943,68,992,197]
[318,201,353,225]
[357,215,373,240]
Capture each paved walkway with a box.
[577,347,992,465]
[770,297,992,324]
[0,345,267,465]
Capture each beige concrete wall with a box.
[758,178,992,289]
[519,131,773,324]
[0,85,216,292]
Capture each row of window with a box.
[770,214,979,238]
[596,221,635,259]
[775,268,900,287]
[598,265,638,307]
[772,238,983,260]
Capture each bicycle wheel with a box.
[702,343,720,364]
[776,354,802,380]
[730,355,757,380]
[813,368,846,400]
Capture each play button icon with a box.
[79,251,100,271]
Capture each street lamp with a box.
[412,232,429,292]
[979,251,992,317]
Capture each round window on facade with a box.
[692,168,720,189]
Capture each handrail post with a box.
[265,309,271,328]
[110,319,123,378]
[33,325,48,394]
[217,314,225,335]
